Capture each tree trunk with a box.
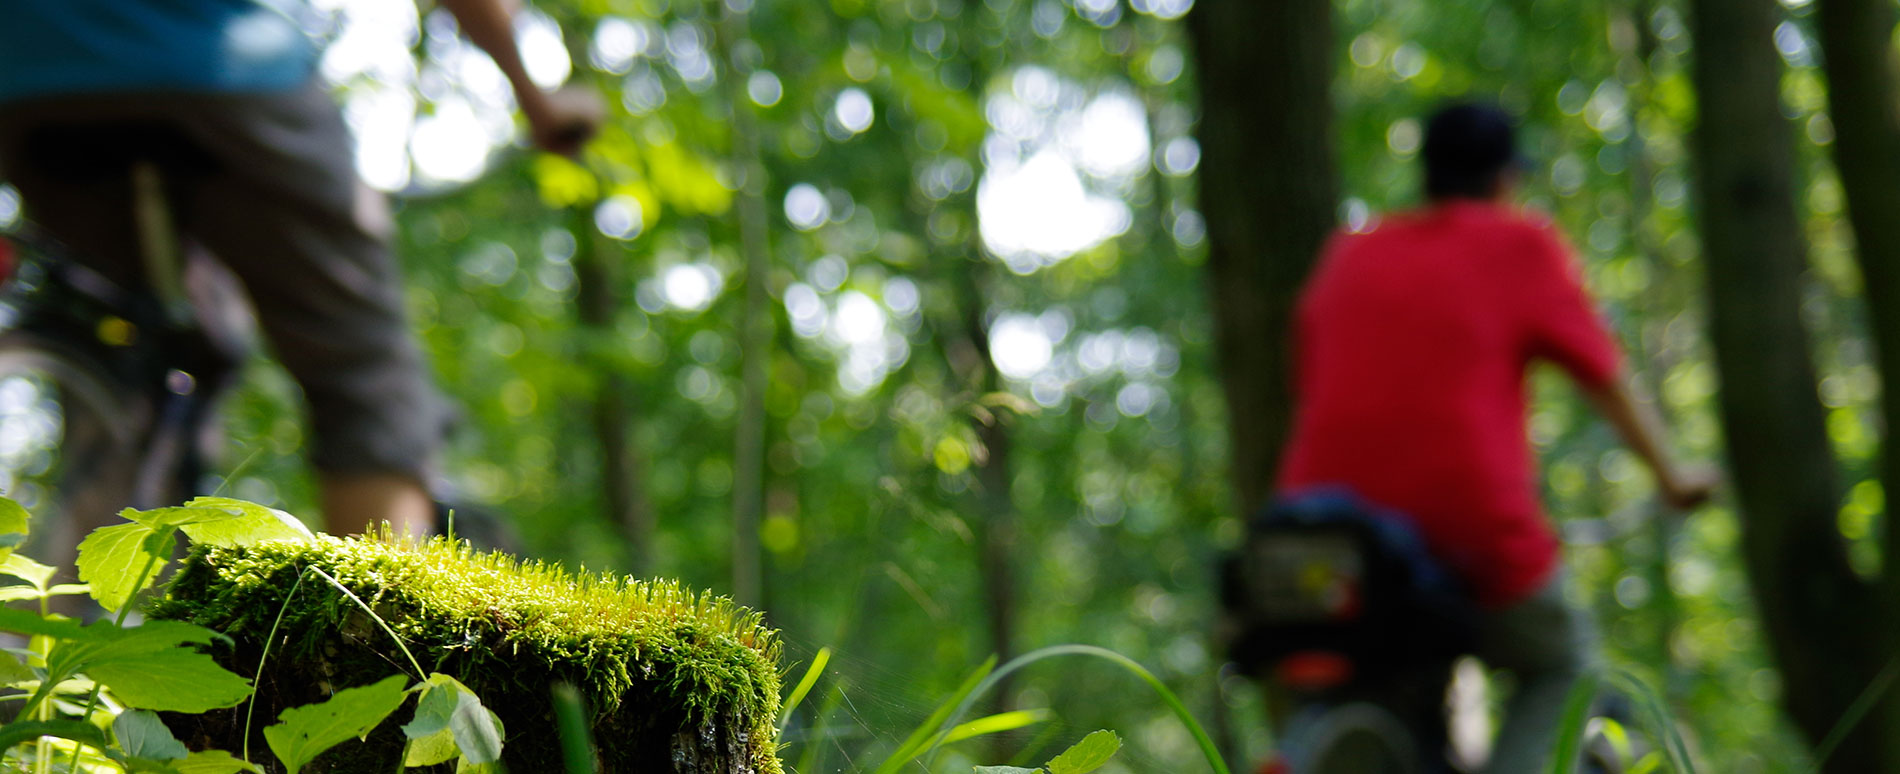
[572,207,656,575]
[1811,0,1900,763]
[1687,0,1889,768]
[1186,0,1338,513]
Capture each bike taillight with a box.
[1275,650,1354,692]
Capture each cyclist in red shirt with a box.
[1275,103,1716,772]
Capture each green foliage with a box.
[973,729,1121,774]
[113,710,190,763]
[1043,729,1121,774]
[152,531,784,772]
[401,674,504,767]
[262,675,409,774]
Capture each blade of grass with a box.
[551,682,597,774]
[778,647,830,735]
[1605,669,1699,774]
[1803,654,1900,773]
[1547,670,1600,774]
[940,709,1052,745]
[923,644,1230,774]
[869,655,995,774]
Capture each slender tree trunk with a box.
[1687,0,1888,768]
[1811,0,1900,763]
[949,251,1019,713]
[572,207,656,575]
[1186,0,1338,513]
[715,0,772,610]
[1815,0,1900,595]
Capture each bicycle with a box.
[1220,490,1664,774]
[0,124,519,583]
[0,123,249,576]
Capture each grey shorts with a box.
[0,83,450,481]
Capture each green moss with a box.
[148,534,783,773]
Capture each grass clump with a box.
[148,532,783,773]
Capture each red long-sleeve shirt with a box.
[1275,200,1621,607]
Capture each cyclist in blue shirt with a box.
[0,0,600,538]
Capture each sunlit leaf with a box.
[0,496,30,561]
[76,522,171,613]
[402,673,505,766]
[1043,730,1120,774]
[173,750,266,773]
[0,553,56,591]
[264,674,410,774]
[177,497,315,546]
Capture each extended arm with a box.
[1580,377,1720,510]
[437,0,601,156]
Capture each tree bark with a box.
[1186,0,1338,513]
[1815,0,1900,598]
[1687,0,1888,768]
[1811,0,1900,764]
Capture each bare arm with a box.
[1580,377,1720,510]
[437,0,600,156]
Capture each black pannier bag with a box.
[1220,488,1480,684]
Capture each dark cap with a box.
[1421,102,1523,200]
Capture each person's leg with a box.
[1477,570,1597,774]
[322,471,435,538]
[163,85,450,536]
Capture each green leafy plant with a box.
[0,496,508,774]
[973,729,1122,774]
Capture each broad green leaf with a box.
[402,673,503,766]
[115,709,189,761]
[0,649,33,685]
[37,619,249,713]
[81,647,253,713]
[0,719,109,753]
[402,675,461,766]
[0,496,30,561]
[1044,730,1121,774]
[0,588,47,603]
[264,675,410,774]
[0,553,56,590]
[177,497,314,547]
[403,725,460,767]
[973,767,1040,774]
[76,522,170,612]
[121,506,242,528]
[0,606,90,640]
[173,750,264,774]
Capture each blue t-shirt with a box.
[0,0,320,105]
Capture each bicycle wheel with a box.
[1279,702,1422,774]
[0,331,164,574]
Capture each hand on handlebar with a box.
[1659,464,1721,511]
[521,86,605,159]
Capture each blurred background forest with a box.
[3,0,1898,771]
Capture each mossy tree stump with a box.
[147,536,783,773]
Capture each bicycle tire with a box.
[0,330,168,575]
[1279,702,1421,774]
